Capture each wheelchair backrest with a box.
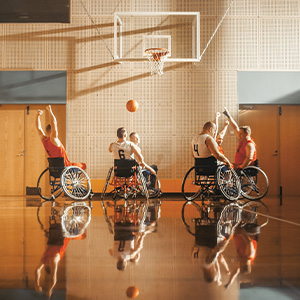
[114,159,137,178]
[194,157,218,175]
[48,157,65,178]
[195,221,217,248]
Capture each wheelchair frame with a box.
[182,158,241,202]
[101,159,150,201]
[37,157,93,201]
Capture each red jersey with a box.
[42,137,71,166]
[234,138,257,166]
[218,145,225,155]
[233,234,257,262]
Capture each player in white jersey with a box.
[109,127,145,166]
[191,121,231,167]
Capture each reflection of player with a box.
[35,222,86,297]
[109,222,155,271]
[36,105,86,170]
[224,226,257,289]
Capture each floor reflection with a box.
[0,196,299,300]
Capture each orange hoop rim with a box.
[144,48,169,61]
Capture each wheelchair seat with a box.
[114,159,138,178]
[48,157,65,178]
[195,156,218,175]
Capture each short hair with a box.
[45,266,51,274]
[129,132,137,139]
[203,121,215,131]
[117,260,126,271]
[46,124,51,133]
[117,127,126,138]
[239,126,251,135]
[203,266,216,283]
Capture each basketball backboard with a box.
[114,12,200,62]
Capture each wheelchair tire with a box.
[137,167,149,200]
[61,202,92,238]
[101,167,113,200]
[37,167,63,201]
[60,166,92,200]
[240,166,269,200]
[181,201,203,236]
[182,166,202,201]
[216,166,241,201]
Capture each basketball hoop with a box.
[144,48,169,75]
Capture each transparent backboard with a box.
[114,12,200,62]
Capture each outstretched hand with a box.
[37,110,43,116]
[223,107,231,119]
[215,112,221,118]
[46,105,52,111]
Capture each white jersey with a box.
[191,134,213,158]
[111,140,134,160]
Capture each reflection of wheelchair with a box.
[238,162,269,200]
[101,159,150,200]
[37,200,92,238]
[37,157,93,201]
[182,157,241,202]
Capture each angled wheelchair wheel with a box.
[37,168,63,201]
[61,166,91,200]
[101,167,113,200]
[181,201,203,236]
[148,175,162,198]
[61,202,92,238]
[182,167,202,201]
[137,167,149,200]
[240,166,269,200]
[216,166,241,201]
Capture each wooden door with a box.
[0,106,25,195]
[239,105,280,196]
[0,105,66,196]
[279,105,300,196]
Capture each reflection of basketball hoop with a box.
[145,48,169,75]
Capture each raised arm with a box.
[46,105,58,139]
[219,120,229,139]
[223,107,240,138]
[36,110,46,140]
[214,112,221,139]
[206,136,231,167]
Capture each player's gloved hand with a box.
[223,107,231,119]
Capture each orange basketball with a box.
[126,100,139,112]
[126,286,139,298]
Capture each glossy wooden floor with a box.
[0,195,299,300]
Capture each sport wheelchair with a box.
[101,159,154,200]
[37,157,93,201]
[182,157,241,202]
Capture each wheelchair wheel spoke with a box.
[182,167,202,201]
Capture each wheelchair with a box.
[181,157,241,202]
[101,159,150,200]
[238,161,269,200]
[37,157,93,201]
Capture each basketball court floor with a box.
[0,194,299,300]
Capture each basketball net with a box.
[145,48,169,75]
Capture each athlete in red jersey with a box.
[223,107,257,170]
[36,105,86,170]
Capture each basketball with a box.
[126,100,138,112]
[126,286,139,298]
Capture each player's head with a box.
[129,132,140,145]
[117,259,127,271]
[45,265,51,274]
[203,121,216,137]
[117,127,127,139]
[216,133,223,145]
[45,124,51,137]
[239,126,251,140]
[202,265,218,283]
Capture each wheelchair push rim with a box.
[182,166,202,201]
[60,166,92,200]
[37,167,63,201]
